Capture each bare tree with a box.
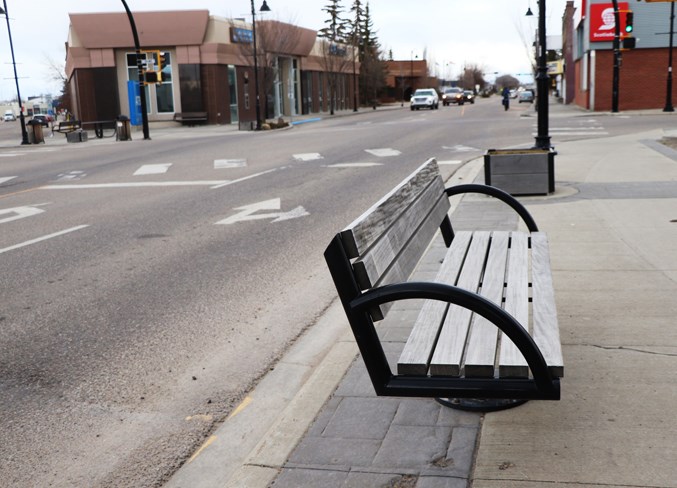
[496,74,520,90]
[231,19,304,119]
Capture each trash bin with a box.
[27,120,45,144]
[116,115,131,141]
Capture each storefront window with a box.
[126,51,174,113]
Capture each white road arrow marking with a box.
[0,205,46,224]
[134,164,172,175]
[215,198,309,225]
[365,148,401,157]
[0,176,17,185]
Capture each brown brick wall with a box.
[593,48,675,111]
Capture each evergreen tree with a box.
[319,0,351,114]
[358,2,387,106]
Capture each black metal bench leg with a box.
[435,397,528,412]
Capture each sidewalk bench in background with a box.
[173,112,208,125]
[324,159,563,411]
[52,120,81,135]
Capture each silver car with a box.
[410,89,439,110]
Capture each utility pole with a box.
[665,1,675,112]
[612,0,620,113]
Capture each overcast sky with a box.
[0,0,568,101]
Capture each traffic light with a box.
[625,11,634,34]
[143,70,162,84]
[159,52,167,69]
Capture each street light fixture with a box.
[0,1,29,145]
[526,0,551,149]
[121,0,151,140]
[251,0,271,130]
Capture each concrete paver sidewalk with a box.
[166,104,677,488]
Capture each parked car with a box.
[31,114,52,127]
[410,88,439,110]
[519,91,535,103]
[441,87,464,106]
[3,110,16,121]
[463,90,475,104]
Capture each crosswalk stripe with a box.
[326,162,382,168]
[134,164,172,175]
[365,148,401,157]
[215,159,247,169]
[293,153,323,161]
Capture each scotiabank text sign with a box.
[590,2,629,41]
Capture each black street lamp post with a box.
[0,0,29,145]
[534,0,551,149]
[251,0,271,130]
[121,0,150,140]
[527,0,551,149]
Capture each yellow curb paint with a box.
[228,396,252,420]
[187,435,217,464]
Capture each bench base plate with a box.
[435,397,528,412]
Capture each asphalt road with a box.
[0,99,672,487]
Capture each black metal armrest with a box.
[445,183,539,232]
[350,281,556,395]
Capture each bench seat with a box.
[325,158,563,406]
[173,112,208,125]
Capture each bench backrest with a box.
[335,158,450,320]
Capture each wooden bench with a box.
[52,120,81,134]
[173,112,208,125]
[324,158,563,410]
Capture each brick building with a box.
[65,10,358,125]
[570,0,677,111]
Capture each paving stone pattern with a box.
[270,196,520,488]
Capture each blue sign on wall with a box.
[127,80,142,126]
[231,27,253,44]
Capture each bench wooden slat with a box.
[340,159,441,258]
[353,178,448,289]
[429,232,491,376]
[499,232,530,378]
[397,232,473,375]
[366,192,451,321]
[463,232,510,377]
[531,233,564,378]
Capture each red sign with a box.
[589,2,629,42]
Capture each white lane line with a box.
[0,176,17,184]
[210,168,279,189]
[436,160,463,165]
[0,225,89,255]
[325,162,383,168]
[0,154,22,158]
[41,181,228,189]
[215,159,247,169]
[365,148,401,157]
[293,153,323,161]
[134,163,172,175]
[532,132,609,136]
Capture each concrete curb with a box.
[165,158,484,488]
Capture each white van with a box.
[4,110,16,121]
